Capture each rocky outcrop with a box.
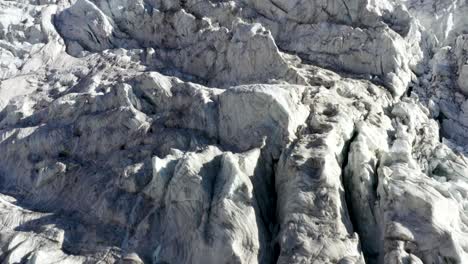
[1,0,468,263]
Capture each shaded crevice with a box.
[373,157,381,201]
[272,242,280,264]
[341,128,383,264]
[199,156,222,244]
[435,110,447,143]
[269,0,289,14]
[406,83,414,97]
[269,157,280,264]
[340,129,359,232]
[250,150,280,264]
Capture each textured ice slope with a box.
[1,0,468,263]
